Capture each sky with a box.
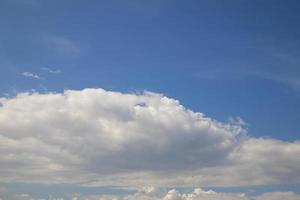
[0,0,300,199]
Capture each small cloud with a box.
[41,67,62,74]
[228,116,247,126]
[22,72,41,79]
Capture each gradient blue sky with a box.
[1,0,300,141]
[1,1,300,199]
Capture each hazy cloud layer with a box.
[65,189,300,200]
[1,188,300,200]
[0,88,299,187]
[43,35,81,57]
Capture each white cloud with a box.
[160,188,248,200]
[41,67,62,74]
[22,72,41,79]
[228,116,247,126]
[0,88,299,187]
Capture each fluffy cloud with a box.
[0,88,299,187]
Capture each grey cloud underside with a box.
[0,88,299,187]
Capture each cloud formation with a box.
[0,88,299,187]
[22,72,41,79]
[1,188,300,200]
[228,116,247,126]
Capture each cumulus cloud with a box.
[0,88,299,187]
[22,72,41,79]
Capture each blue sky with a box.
[1,1,300,199]
[1,0,300,140]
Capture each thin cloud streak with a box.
[41,67,62,74]
[22,72,41,79]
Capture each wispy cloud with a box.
[22,72,41,79]
[41,67,62,74]
[228,116,247,126]
[258,73,300,91]
[43,35,81,57]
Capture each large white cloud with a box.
[0,88,299,187]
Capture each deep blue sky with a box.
[1,0,300,141]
